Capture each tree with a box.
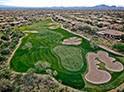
[1,48,10,55]
[92,26,99,35]
[120,24,124,32]
[1,41,10,48]
[0,79,13,92]
[0,39,2,45]
[53,70,58,76]
[1,35,9,41]
[0,54,6,61]
[0,68,11,79]
[121,34,124,41]
[78,24,92,33]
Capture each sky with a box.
[0,0,124,7]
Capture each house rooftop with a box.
[97,30,124,36]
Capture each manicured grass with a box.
[10,30,63,72]
[10,18,86,89]
[54,45,84,71]
[10,18,124,91]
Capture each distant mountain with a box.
[0,5,21,10]
[0,5,16,8]
[0,4,124,10]
[0,5,39,10]
[92,4,124,10]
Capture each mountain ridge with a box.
[0,4,124,10]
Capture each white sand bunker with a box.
[62,37,82,45]
[85,51,124,84]
[97,51,124,72]
[85,53,111,84]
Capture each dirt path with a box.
[60,21,124,57]
[8,30,39,66]
[62,26,91,41]
[23,31,39,33]
[51,17,91,41]
[62,25,124,57]
[51,17,124,57]
[98,45,124,57]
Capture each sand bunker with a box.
[97,51,124,72]
[85,51,124,84]
[62,37,82,45]
[85,53,111,84]
[48,23,60,29]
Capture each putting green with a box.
[54,45,84,71]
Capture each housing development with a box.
[0,7,124,92]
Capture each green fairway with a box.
[10,18,124,91]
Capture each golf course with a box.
[10,18,124,92]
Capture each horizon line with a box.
[1,4,124,8]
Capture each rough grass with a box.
[113,43,124,52]
[54,45,84,71]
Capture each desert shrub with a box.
[9,42,17,49]
[92,26,99,35]
[11,31,24,38]
[78,24,92,32]
[0,39,2,45]
[0,68,11,79]
[0,41,10,49]
[0,54,6,62]
[97,22,104,28]
[1,48,10,55]
[11,37,19,44]
[3,26,11,35]
[46,69,53,75]
[34,61,44,73]
[121,35,124,41]
[1,35,9,41]
[53,70,58,76]
[78,24,97,35]
[119,24,124,32]
[0,79,13,92]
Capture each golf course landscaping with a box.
[10,18,124,92]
